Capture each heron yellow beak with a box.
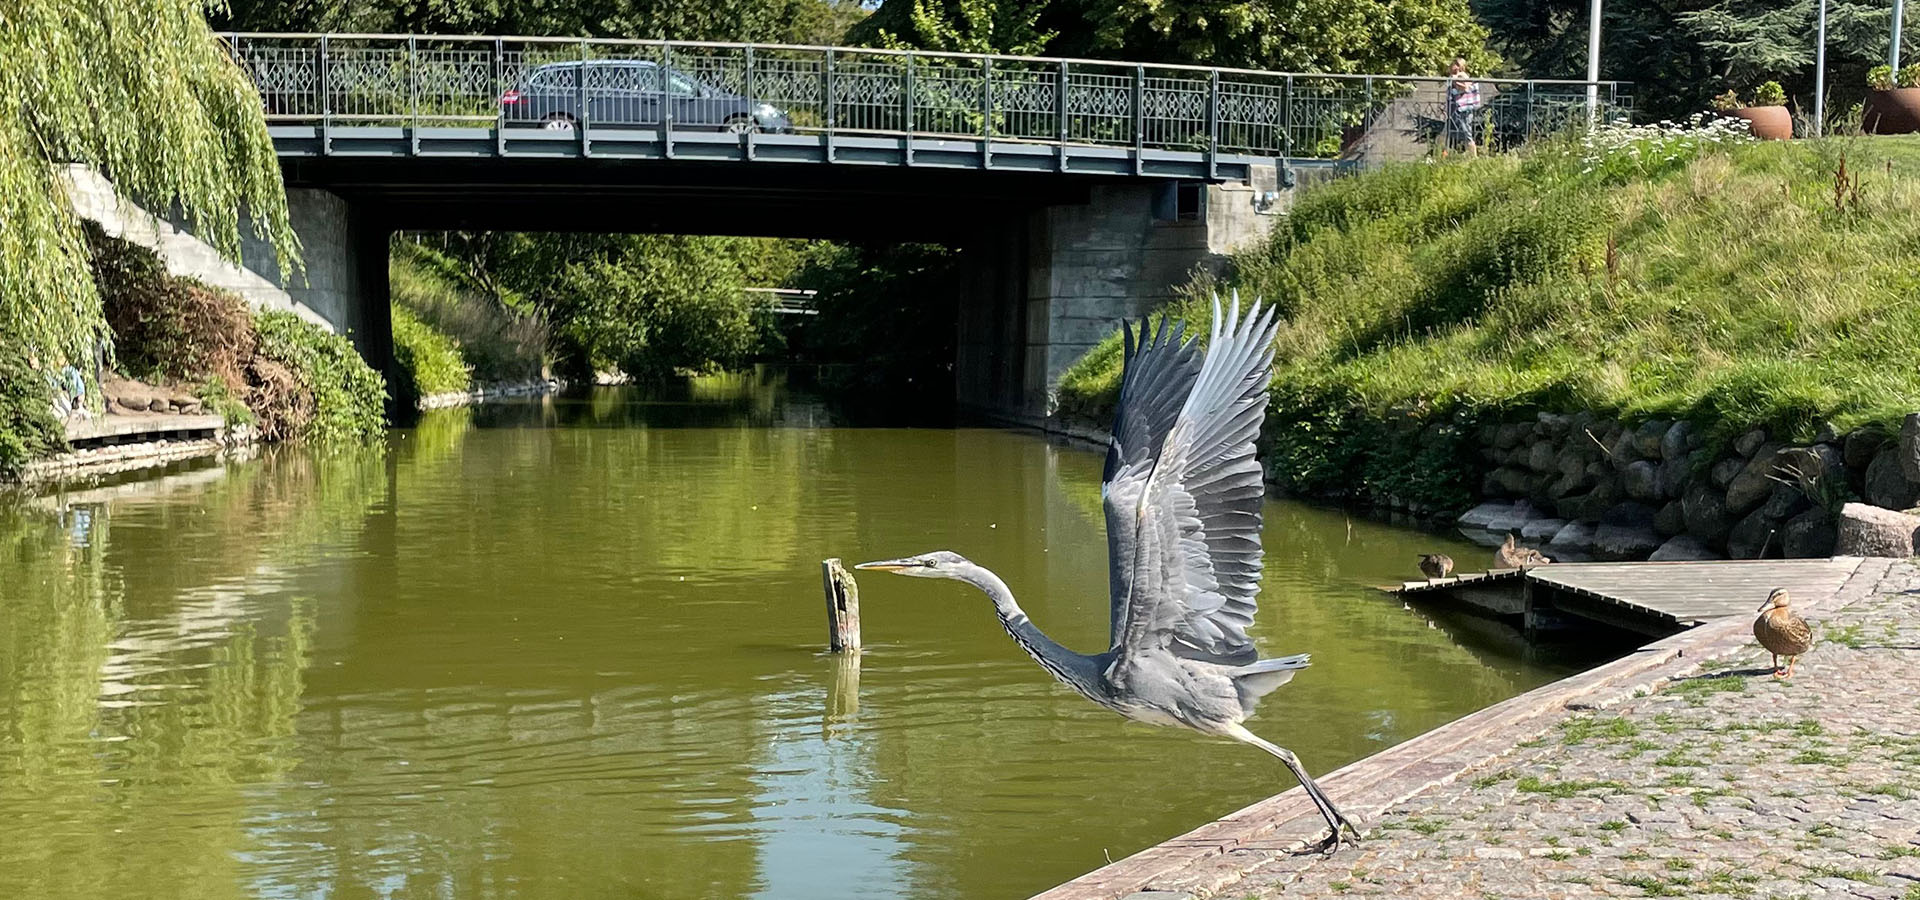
[854,557,919,572]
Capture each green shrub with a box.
[1752,81,1786,107]
[0,344,64,477]
[1902,64,1920,89]
[253,311,386,444]
[1711,89,1742,112]
[389,241,547,383]
[390,302,471,404]
[1869,65,1896,91]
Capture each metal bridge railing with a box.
[226,33,1633,162]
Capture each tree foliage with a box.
[1,0,297,383]
[214,0,868,44]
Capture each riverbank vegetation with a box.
[1060,131,1920,511]
[0,0,295,475]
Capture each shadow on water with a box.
[1,373,1633,900]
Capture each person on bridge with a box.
[1445,57,1481,158]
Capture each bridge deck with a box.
[1395,558,1865,634]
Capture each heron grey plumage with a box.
[857,296,1361,853]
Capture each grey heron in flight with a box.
[858,297,1360,852]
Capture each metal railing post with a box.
[1282,74,1293,156]
[824,48,836,162]
[576,39,589,157]
[494,37,506,156]
[662,42,675,160]
[1056,60,1069,172]
[318,34,331,154]
[1205,68,1219,179]
[743,44,757,160]
[407,35,420,155]
[903,52,915,165]
[1132,64,1145,175]
[1526,80,1536,141]
[981,57,994,169]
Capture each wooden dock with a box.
[1393,558,1867,636]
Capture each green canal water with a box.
[0,377,1609,899]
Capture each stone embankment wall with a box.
[1456,412,1920,561]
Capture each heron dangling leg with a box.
[1225,724,1362,853]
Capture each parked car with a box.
[501,59,792,133]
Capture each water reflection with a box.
[0,377,1621,900]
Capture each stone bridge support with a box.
[956,166,1283,424]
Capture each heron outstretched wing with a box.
[1102,297,1280,666]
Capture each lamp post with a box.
[1815,0,1828,136]
[1895,0,1907,69]
[1586,0,1603,121]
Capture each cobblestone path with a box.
[1228,560,1920,899]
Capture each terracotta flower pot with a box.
[1865,88,1920,134]
[1727,105,1792,140]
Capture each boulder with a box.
[1656,457,1692,500]
[146,398,169,412]
[1556,446,1590,479]
[1654,500,1686,537]
[1902,413,1920,483]
[1548,520,1598,555]
[1457,501,1522,531]
[1621,460,1662,502]
[1608,429,1643,471]
[1660,420,1696,462]
[1649,535,1723,561]
[1834,502,1920,558]
[1757,482,1811,522]
[1863,448,1920,511]
[1709,457,1745,490]
[1632,419,1669,459]
[1734,428,1769,458]
[1781,509,1838,559]
[1521,517,1569,542]
[1602,501,1659,528]
[1723,442,1786,514]
[1727,509,1784,560]
[1537,412,1573,440]
[1491,466,1533,496]
[1593,523,1663,561]
[1558,481,1622,522]
[1843,429,1887,471]
[1681,482,1736,547]
[1547,468,1596,501]
[1775,444,1846,492]
[1526,440,1557,473]
[1494,422,1529,450]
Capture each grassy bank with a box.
[389,241,548,405]
[1059,129,1920,512]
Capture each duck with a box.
[1753,587,1813,679]
[1494,533,1551,569]
[1417,553,1454,580]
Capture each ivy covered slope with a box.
[1058,130,1920,512]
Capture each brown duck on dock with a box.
[1754,587,1813,678]
[1494,534,1551,569]
[1417,554,1454,580]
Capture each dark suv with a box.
[501,60,792,133]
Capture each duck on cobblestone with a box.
[1494,534,1551,570]
[1753,587,1813,678]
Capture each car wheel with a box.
[723,116,758,136]
[542,114,576,131]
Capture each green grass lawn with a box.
[1057,131,1920,511]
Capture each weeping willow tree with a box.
[0,0,297,384]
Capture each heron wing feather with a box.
[1103,297,1280,666]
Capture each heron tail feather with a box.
[1232,653,1310,710]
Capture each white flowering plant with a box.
[1558,113,1754,182]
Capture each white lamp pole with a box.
[1895,0,1907,69]
[1586,0,1604,120]
[1815,0,1828,136]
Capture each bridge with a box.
[87,34,1630,421]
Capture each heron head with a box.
[1758,587,1790,613]
[854,550,972,579]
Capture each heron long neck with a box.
[955,564,1106,698]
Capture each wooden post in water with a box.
[820,558,861,653]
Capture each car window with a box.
[527,65,573,89]
[586,62,662,93]
[664,70,700,97]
